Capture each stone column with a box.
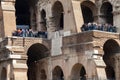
[72,1,84,32]
[95,0,103,24]
[48,57,52,80]
[93,15,99,23]
[30,6,36,31]
[7,64,12,80]
[114,56,120,80]
[47,17,56,32]
[118,57,120,79]
[1,0,16,37]
[98,14,107,24]
[113,10,120,33]
[36,4,41,32]
[0,2,4,38]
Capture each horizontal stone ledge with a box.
[13,64,27,69]
[2,5,15,11]
[94,60,106,67]
[5,46,24,52]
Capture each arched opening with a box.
[52,66,64,80]
[52,1,64,31]
[81,5,93,23]
[15,0,30,26]
[81,1,96,23]
[27,43,49,80]
[100,2,113,25]
[1,68,7,80]
[103,39,120,80]
[40,9,47,31]
[40,69,47,80]
[71,63,86,80]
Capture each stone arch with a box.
[40,69,47,80]
[80,1,97,23]
[1,67,7,80]
[71,63,86,80]
[103,39,120,80]
[100,2,113,25]
[40,9,47,31]
[103,39,120,55]
[27,43,50,66]
[27,43,50,80]
[52,66,64,80]
[52,1,64,31]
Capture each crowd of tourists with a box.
[81,22,117,33]
[12,22,117,38]
[12,28,47,38]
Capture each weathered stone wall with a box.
[1,1,16,38]
[0,0,120,80]
[0,30,120,80]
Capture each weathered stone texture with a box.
[0,0,120,80]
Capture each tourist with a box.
[81,22,117,33]
[28,28,34,37]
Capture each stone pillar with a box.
[47,17,56,32]
[93,15,99,23]
[0,2,4,38]
[13,64,28,80]
[94,59,107,80]
[48,58,52,80]
[113,10,120,33]
[30,6,36,31]
[118,57,120,79]
[97,14,107,24]
[1,1,16,37]
[95,0,103,24]
[36,4,41,32]
[7,64,12,80]
[72,1,84,32]
[114,56,120,80]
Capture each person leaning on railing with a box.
[81,23,117,33]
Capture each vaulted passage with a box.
[27,43,49,80]
[15,0,30,25]
[81,1,96,23]
[71,63,86,80]
[52,66,64,80]
[52,1,64,31]
[100,2,113,25]
[27,43,49,65]
[103,39,120,80]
